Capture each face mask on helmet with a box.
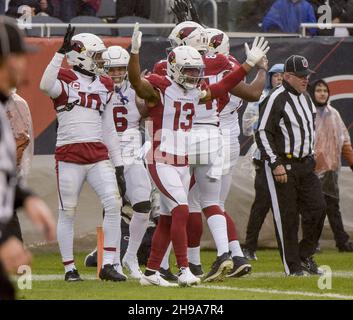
[66,33,107,75]
[102,46,130,88]
[105,66,128,87]
[167,47,205,90]
[178,66,205,90]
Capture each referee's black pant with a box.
[264,157,325,275]
[244,161,272,252]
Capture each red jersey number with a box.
[78,92,102,110]
[173,102,195,131]
[113,106,128,133]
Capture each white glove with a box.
[245,37,270,67]
[131,22,142,55]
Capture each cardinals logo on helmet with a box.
[168,51,176,64]
[176,27,197,40]
[71,40,85,53]
[209,33,224,49]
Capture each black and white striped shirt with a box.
[255,81,316,169]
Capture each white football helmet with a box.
[168,21,208,54]
[66,33,107,75]
[102,46,130,87]
[206,28,230,55]
[167,46,204,90]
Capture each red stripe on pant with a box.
[187,212,203,247]
[55,160,64,210]
[224,211,238,241]
[148,163,178,204]
[202,205,225,219]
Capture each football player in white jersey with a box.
[40,26,126,282]
[101,45,152,279]
[128,23,268,287]
[155,21,267,281]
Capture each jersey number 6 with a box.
[113,106,128,133]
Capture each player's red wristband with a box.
[209,66,247,99]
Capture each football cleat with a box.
[226,256,252,278]
[203,252,233,282]
[122,256,143,280]
[159,267,178,282]
[84,248,97,267]
[189,263,205,278]
[178,267,201,287]
[65,269,83,282]
[99,264,127,282]
[140,272,178,287]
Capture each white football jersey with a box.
[102,81,143,167]
[146,74,200,157]
[52,68,113,147]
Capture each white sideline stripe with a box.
[23,274,353,300]
[197,285,353,300]
[25,271,353,281]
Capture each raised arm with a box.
[200,37,270,103]
[39,25,75,98]
[128,24,160,107]
[230,57,268,102]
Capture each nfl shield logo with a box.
[302,58,308,68]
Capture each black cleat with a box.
[203,252,233,282]
[301,256,323,275]
[65,269,83,282]
[289,270,306,277]
[242,248,258,261]
[338,241,353,252]
[84,248,97,267]
[227,256,252,278]
[189,263,204,278]
[159,268,178,282]
[99,264,127,281]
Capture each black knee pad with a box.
[133,201,151,213]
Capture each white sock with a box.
[187,246,201,265]
[125,211,149,261]
[64,262,76,273]
[57,209,76,272]
[160,242,172,269]
[229,240,244,257]
[103,208,120,266]
[207,215,229,256]
[103,249,116,266]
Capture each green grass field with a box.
[14,249,353,300]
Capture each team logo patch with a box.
[209,33,224,49]
[176,27,197,40]
[302,58,308,68]
[168,51,176,64]
[72,82,80,90]
[71,40,85,53]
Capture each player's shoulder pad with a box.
[204,53,232,75]
[58,68,78,84]
[153,59,168,76]
[99,75,114,92]
[145,73,172,93]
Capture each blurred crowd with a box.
[0,0,352,36]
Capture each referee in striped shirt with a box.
[255,55,325,276]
